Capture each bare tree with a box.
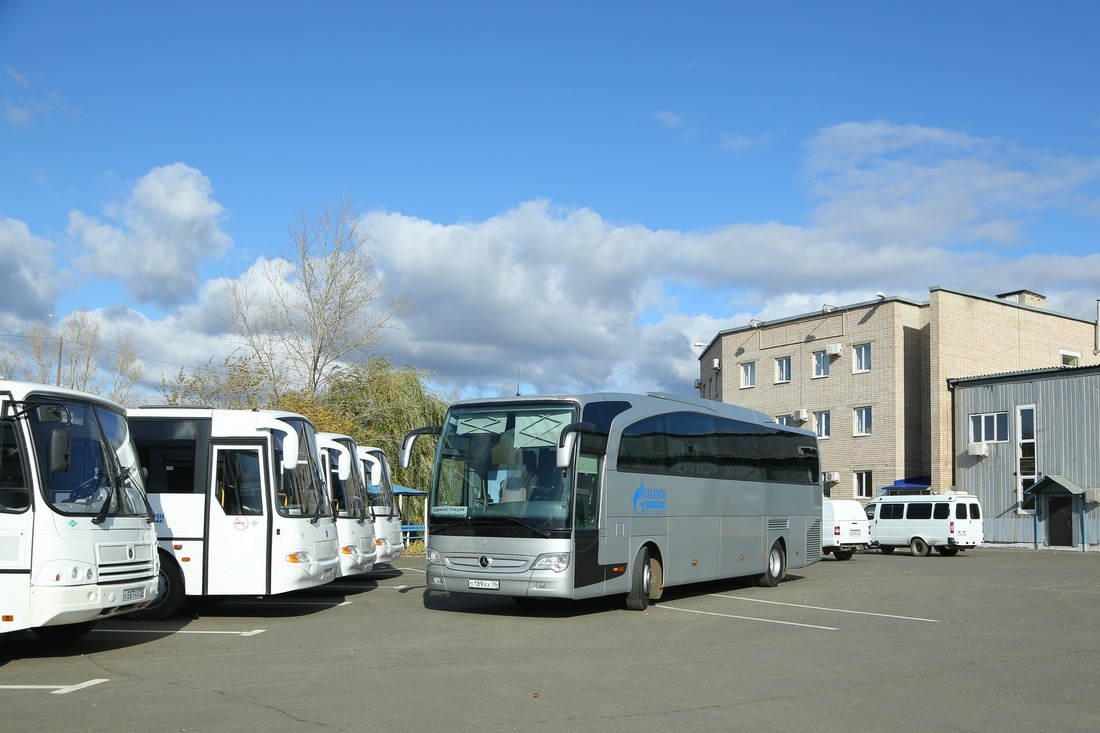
[105,328,145,406]
[23,320,59,384]
[61,308,101,393]
[221,197,408,398]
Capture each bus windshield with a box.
[431,404,578,532]
[277,417,328,519]
[29,399,149,518]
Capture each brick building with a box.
[695,287,1100,500]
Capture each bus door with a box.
[0,418,32,626]
[206,445,269,596]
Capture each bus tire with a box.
[879,545,895,554]
[31,620,96,642]
[129,555,184,621]
[758,541,786,587]
[910,537,930,557]
[936,546,959,557]
[626,546,652,611]
[833,550,854,561]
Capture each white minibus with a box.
[865,492,983,556]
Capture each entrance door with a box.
[206,446,269,595]
[1047,496,1073,547]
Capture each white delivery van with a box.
[822,498,870,560]
[865,492,983,556]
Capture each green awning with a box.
[1023,475,1085,496]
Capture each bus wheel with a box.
[31,621,96,642]
[910,537,931,557]
[129,556,184,621]
[758,541,786,587]
[833,550,854,561]
[879,545,895,554]
[936,546,959,557]
[626,547,652,611]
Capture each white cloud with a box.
[0,217,59,319]
[69,163,231,306]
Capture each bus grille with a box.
[767,517,790,532]
[97,542,157,583]
[805,519,822,561]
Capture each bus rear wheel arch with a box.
[757,540,787,587]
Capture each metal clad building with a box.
[950,365,1100,550]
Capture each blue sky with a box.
[2,1,1099,399]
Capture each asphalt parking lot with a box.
[3,547,1100,732]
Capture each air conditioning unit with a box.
[712,358,721,371]
[823,471,840,484]
[968,442,989,457]
[693,379,702,389]
[792,408,809,421]
[1085,488,1100,504]
[825,343,843,356]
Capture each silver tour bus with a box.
[401,392,822,610]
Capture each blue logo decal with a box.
[633,480,667,515]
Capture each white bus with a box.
[401,392,822,610]
[358,445,406,566]
[127,407,340,619]
[317,432,377,577]
[1,381,159,641]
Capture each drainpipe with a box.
[1095,300,1099,355]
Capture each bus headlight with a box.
[531,553,570,573]
[426,548,443,565]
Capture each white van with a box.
[865,492,983,556]
[822,498,869,560]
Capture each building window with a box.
[740,362,756,388]
[815,411,831,439]
[854,406,872,436]
[1061,350,1080,367]
[776,414,795,427]
[775,356,791,384]
[813,351,830,378]
[854,343,871,373]
[855,471,873,499]
[1017,405,1036,514]
[970,412,1008,443]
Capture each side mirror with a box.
[400,426,441,469]
[557,422,597,469]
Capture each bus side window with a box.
[216,450,263,516]
[0,425,30,511]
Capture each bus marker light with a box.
[692,559,697,566]
[181,557,191,562]
[173,544,183,550]
[2,615,13,623]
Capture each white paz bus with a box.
[317,432,377,577]
[401,392,822,610]
[127,407,340,619]
[1,381,159,641]
[358,445,406,566]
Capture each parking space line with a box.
[98,625,266,629]
[0,678,109,695]
[709,594,940,623]
[658,604,839,629]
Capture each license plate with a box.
[123,587,145,602]
[468,579,500,590]
[849,529,861,536]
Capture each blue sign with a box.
[633,480,667,515]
